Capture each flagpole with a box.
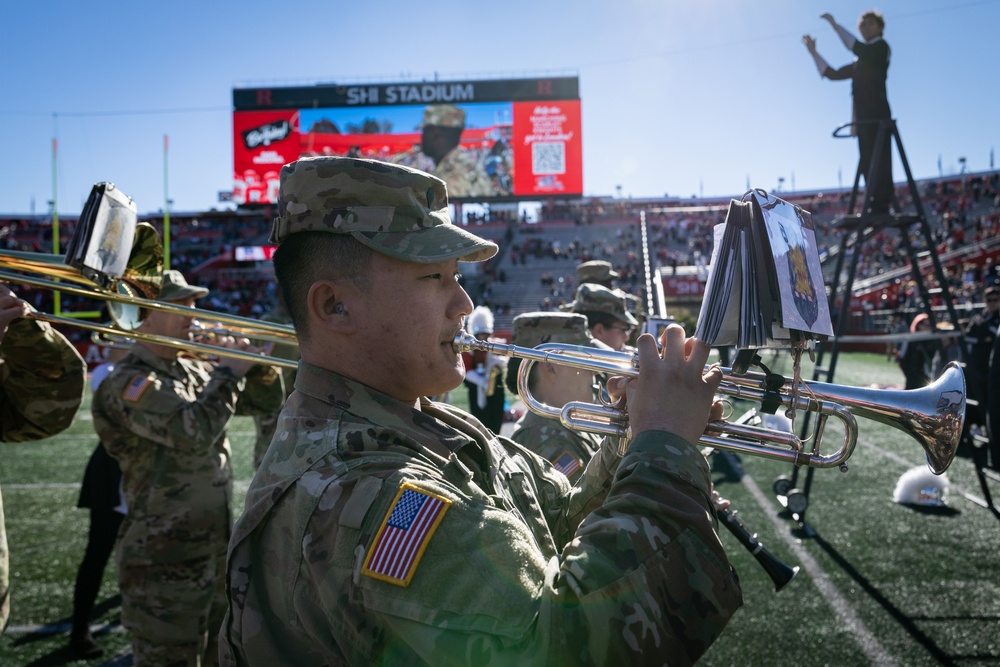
[163,134,171,269]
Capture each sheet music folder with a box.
[63,182,138,290]
[695,190,833,350]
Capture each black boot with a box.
[69,628,104,659]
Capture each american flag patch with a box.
[362,483,450,587]
[553,451,581,477]
[122,375,154,402]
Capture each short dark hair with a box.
[861,10,885,31]
[272,232,374,341]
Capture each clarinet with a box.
[716,505,799,592]
[704,421,800,593]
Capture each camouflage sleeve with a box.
[235,364,286,416]
[0,318,85,442]
[95,364,243,454]
[501,428,625,547]
[229,429,741,665]
[414,430,735,663]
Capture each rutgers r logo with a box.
[256,89,273,106]
[537,80,553,96]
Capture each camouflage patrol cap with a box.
[158,269,208,301]
[512,312,610,350]
[269,156,498,263]
[568,283,639,327]
[420,104,466,129]
[576,260,620,284]
[507,312,610,395]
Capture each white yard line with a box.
[741,471,899,667]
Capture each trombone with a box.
[454,331,965,475]
[87,321,299,370]
[0,225,299,370]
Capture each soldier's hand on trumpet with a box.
[606,324,725,446]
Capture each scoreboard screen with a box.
[232,76,583,204]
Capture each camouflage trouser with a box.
[119,550,226,667]
[0,488,9,631]
[252,413,279,469]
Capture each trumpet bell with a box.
[821,361,965,475]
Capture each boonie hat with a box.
[576,260,620,284]
[158,269,209,301]
[420,105,466,129]
[567,283,639,327]
[270,157,497,263]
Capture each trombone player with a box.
[92,270,284,665]
[1,284,86,632]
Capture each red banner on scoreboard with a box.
[662,276,705,298]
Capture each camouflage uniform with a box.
[508,410,602,484]
[251,308,297,468]
[0,318,85,629]
[223,365,740,666]
[93,343,283,665]
[421,104,493,199]
[433,147,494,199]
[506,312,607,484]
[221,156,742,666]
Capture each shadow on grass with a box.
[9,595,122,665]
[808,530,961,667]
[896,503,962,516]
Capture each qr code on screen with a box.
[532,142,566,175]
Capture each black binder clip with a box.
[747,353,785,416]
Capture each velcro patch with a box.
[122,375,154,402]
[362,483,450,587]
[553,451,582,478]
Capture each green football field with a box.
[0,352,997,665]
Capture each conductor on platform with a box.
[803,10,893,215]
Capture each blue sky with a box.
[3,0,998,216]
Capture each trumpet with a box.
[453,332,965,474]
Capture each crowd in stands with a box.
[1,171,998,345]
